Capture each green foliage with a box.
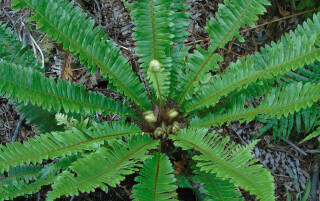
[256,60,320,141]
[1,0,320,200]
[0,60,137,118]
[170,128,274,201]
[131,152,177,200]
[12,0,151,110]
[193,167,243,201]
[0,121,141,172]
[46,134,158,200]
[0,23,41,70]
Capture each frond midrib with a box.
[207,173,225,200]
[0,171,39,181]
[177,0,255,105]
[187,48,320,112]
[0,176,57,198]
[175,136,265,198]
[199,95,320,127]
[151,0,156,60]
[69,140,155,187]
[32,105,57,131]
[0,34,24,68]
[152,151,161,201]
[21,0,146,110]
[0,131,137,166]
[0,77,113,113]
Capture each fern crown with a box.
[1,0,320,200]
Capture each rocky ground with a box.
[0,0,319,200]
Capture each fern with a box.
[12,0,151,110]
[15,102,65,133]
[257,103,318,141]
[191,82,320,128]
[131,152,177,200]
[175,0,270,105]
[0,23,74,133]
[170,128,274,201]
[193,167,243,201]
[46,134,158,200]
[256,60,320,141]
[184,35,320,113]
[0,164,42,186]
[0,121,141,172]
[0,60,137,118]
[0,23,41,70]
[0,175,57,201]
[2,0,320,200]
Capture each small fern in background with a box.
[0,0,320,200]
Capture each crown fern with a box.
[1,0,320,200]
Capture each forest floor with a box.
[0,0,320,200]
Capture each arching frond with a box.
[0,175,57,201]
[257,103,318,141]
[193,167,243,201]
[169,45,190,99]
[39,154,81,180]
[170,0,190,43]
[0,61,137,118]
[184,35,320,113]
[170,128,275,201]
[46,135,159,201]
[15,102,65,133]
[0,154,80,201]
[191,82,320,128]
[0,121,142,172]
[131,152,177,201]
[12,0,151,110]
[175,0,270,105]
[0,164,42,186]
[0,23,41,70]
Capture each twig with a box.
[69,195,75,201]
[12,117,24,142]
[310,157,320,201]
[305,150,320,154]
[23,22,45,68]
[37,192,41,201]
[285,140,308,156]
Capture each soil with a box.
[0,0,319,200]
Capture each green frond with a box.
[46,134,159,200]
[299,122,320,144]
[169,45,190,99]
[147,64,171,102]
[124,0,174,101]
[170,1,190,43]
[175,0,270,105]
[131,152,177,201]
[257,103,318,141]
[0,164,42,186]
[12,0,151,110]
[15,102,65,133]
[193,167,243,201]
[277,60,320,84]
[0,121,142,172]
[184,34,320,113]
[191,82,320,128]
[170,128,275,201]
[0,175,57,201]
[39,154,81,180]
[0,60,137,118]
[0,23,41,70]
[0,155,80,201]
